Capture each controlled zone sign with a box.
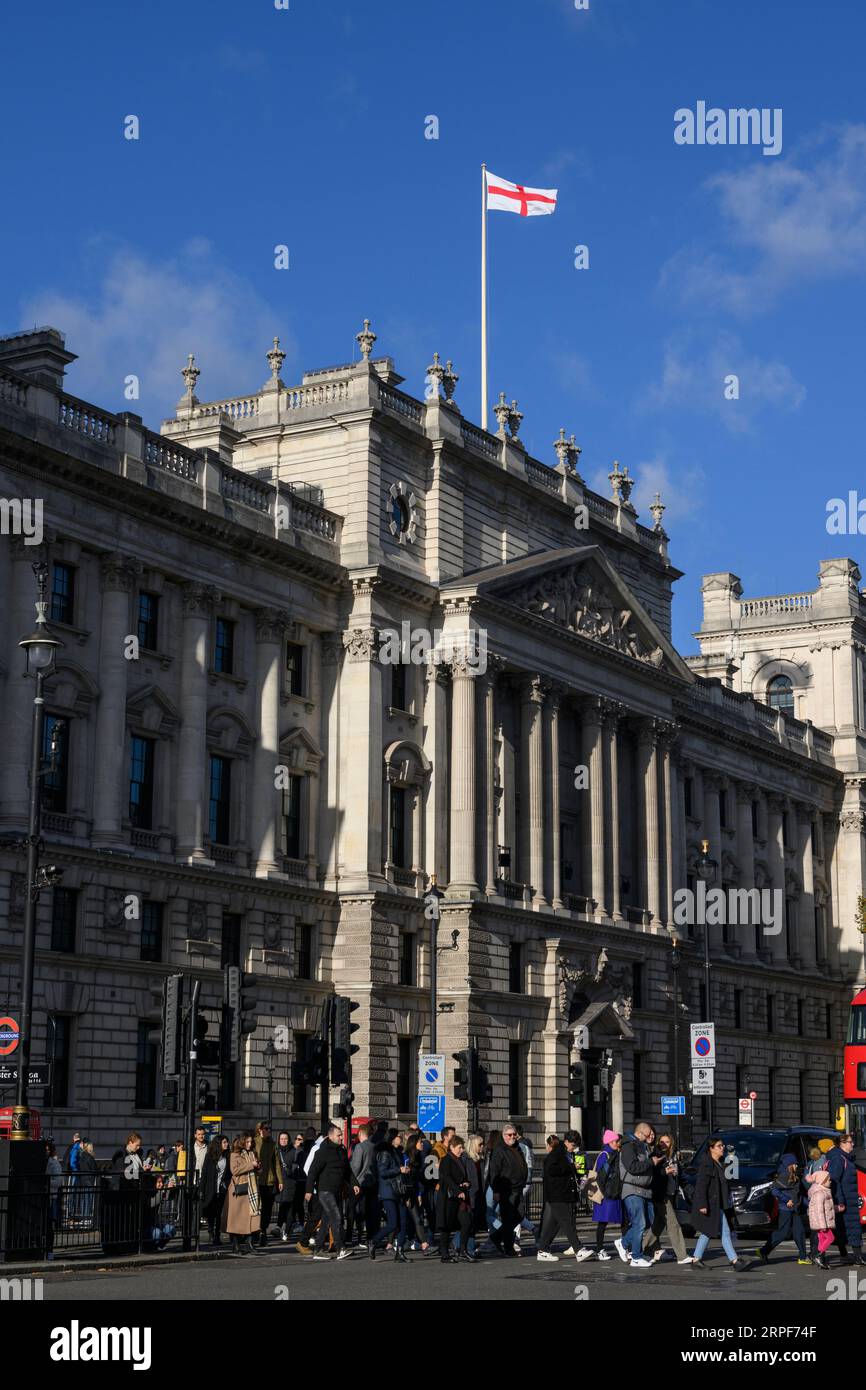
[690,1022,716,1068]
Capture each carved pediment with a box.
[500,561,664,666]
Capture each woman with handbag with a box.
[437,1135,476,1264]
[200,1134,230,1247]
[369,1130,410,1262]
[224,1132,264,1257]
[576,1129,623,1262]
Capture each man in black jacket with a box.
[489,1124,529,1257]
[536,1133,582,1261]
[304,1124,360,1261]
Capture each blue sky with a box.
[2,0,865,649]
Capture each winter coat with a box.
[807,1182,836,1232]
[255,1135,280,1189]
[306,1139,352,1197]
[690,1153,732,1238]
[826,1147,862,1245]
[488,1142,528,1199]
[223,1151,261,1236]
[591,1146,623,1225]
[200,1151,230,1208]
[619,1135,655,1201]
[350,1137,377,1189]
[543,1143,578,1204]
[436,1152,473,1232]
[46,1155,62,1197]
[375,1146,405,1201]
[649,1148,680,1202]
[770,1158,805,1215]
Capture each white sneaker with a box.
[563,1246,575,1256]
[512,1244,522,1256]
[575,1247,595,1262]
[536,1250,559,1261]
[630,1257,653,1268]
[336,1249,352,1260]
[597,1249,613,1261]
[652,1249,665,1263]
[280,1232,288,1243]
[677,1256,694,1264]
[614,1237,629,1263]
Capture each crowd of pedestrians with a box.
[45,1119,864,1271]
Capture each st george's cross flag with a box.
[484,169,558,217]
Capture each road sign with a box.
[738,1097,754,1127]
[691,1067,715,1096]
[690,1022,716,1068]
[0,1061,51,1087]
[0,1017,20,1056]
[749,1090,757,1100]
[418,1052,446,1132]
[661,1095,686,1116]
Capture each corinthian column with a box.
[765,794,788,964]
[545,685,564,909]
[519,676,547,905]
[448,656,478,896]
[176,583,219,861]
[92,553,139,844]
[480,661,502,896]
[637,720,661,926]
[582,697,606,915]
[736,781,758,959]
[603,702,625,920]
[251,607,288,876]
[659,721,678,929]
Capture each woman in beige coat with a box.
[224,1132,264,1256]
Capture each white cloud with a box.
[21,240,293,417]
[638,331,805,434]
[661,124,866,312]
[588,452,705,529]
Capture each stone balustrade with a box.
[143,430,200,481]
[58,393,116,446]
[222,467,271,512]
[0,367,29,409]
[740,593,814,618]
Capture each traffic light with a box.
[161,974,184,1078]
[473,1057,493,1105]
[197,1076,216,1110]
[453,1048,475,1102]
[568,1061,588,1108]
[223,966,259,1064]
[291,1036,327,1089]
[335,1085,354,1119]
[331,995,360,1085]
[194,1015,220,1068]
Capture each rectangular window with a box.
[632,962,643,1011]
[508,1042,526,1116]
[390,662,408,712]
[281,776,302,859]
[768,1067,777,1122]
[129,735,155,830]
[736,1064,745,1100]
[292,1032,313,1113]
[137,592,159,650]
[797,998,804,1036]
[399,932,416,987]
[684,776,693,819]
[389,786,407,868]
[221,913,242,969]
[208,755,232,844]
[51,888,77,953]
[719,789,727,829]
[508,942,524,994]
[799,1070,808,1120]
[42,714,69,814]
[782,812,789,848]
[825,1002,833,1040]
[752,800,759,838]
[633,1053,643,1116]
[135,1021,158,1109]
[785,900,797,958]
[296,923,314,981]
[734,989,743,1030]
[397,1039,416,1114]
[766,993,774,1033]
[285,642,304,697]
[48,1015,71,1108]
[214,618,234,674]
[140,901,164,963]
[50,562,75,625]
[810,820,817,856]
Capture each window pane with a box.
[281,776,302,859]
[51,888,77,953]
[296,924,313,980]
[391,663,408,711]
[390,787,407,867]
[399,933,416,987]
[767,675,794,712]
[140,902,163,962]
[221,913,242,969]
[50,563,74,625]
[129,735,155,829]
[214,619,234,674]
[136,1021,158,1109]
[286,642,304,696]
[508,943,523,994]
[137,592,159,650]
[49,1015,71,1108]
[397,1039,416,1114]
[209,756,232,843]
[42,715,69,814]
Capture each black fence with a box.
[0,1173,201,1262]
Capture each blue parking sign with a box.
[660,1095,686,1116]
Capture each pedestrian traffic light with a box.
[568,1061,588,1108]
[453,1048,474,1102]
[197,1076,215,1109]
[222,966,259,1064]
[473,1058,493,1105]
[331,995,360,1084]
[291,1036,327,1088]
[335,1085,354,1119]
[161,973,184,1078]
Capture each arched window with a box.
[767,674,794,713]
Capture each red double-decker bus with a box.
[843,986,866,1227]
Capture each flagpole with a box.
[481,162,488,431]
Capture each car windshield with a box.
[694,1131,787,1168]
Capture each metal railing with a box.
[1,1173,200,1262]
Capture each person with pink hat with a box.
[576,1130,625,1262]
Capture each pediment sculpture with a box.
[503,564,664,666]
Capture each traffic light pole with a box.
[320,996,333,1136]
[183,978,201,1253]
[471,1034,480,1134]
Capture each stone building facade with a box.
[0,323,862,1150]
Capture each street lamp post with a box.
[670,933,682,1151]
[11,561,63,1141]
[694,837,718,1136]
[265,1039,277,1130]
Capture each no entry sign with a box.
[0,1018,20,1056]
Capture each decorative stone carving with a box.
[649,492,666,532]
[500,563,664,666]
[181,353,200,399]
[356,318,377,361]
[266,336,286,382]
[508,399,523,441]
[426,352,445,396]
[188,902,208,940]
[264,913,282,949]
[493,392,511,434]
[104,892,126,930]
[254,607,290,644]
[840,810,866,834]
[99,552,141,593]
[442,360,459,405]
[342,627,378,663]
[182,583,219,620]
